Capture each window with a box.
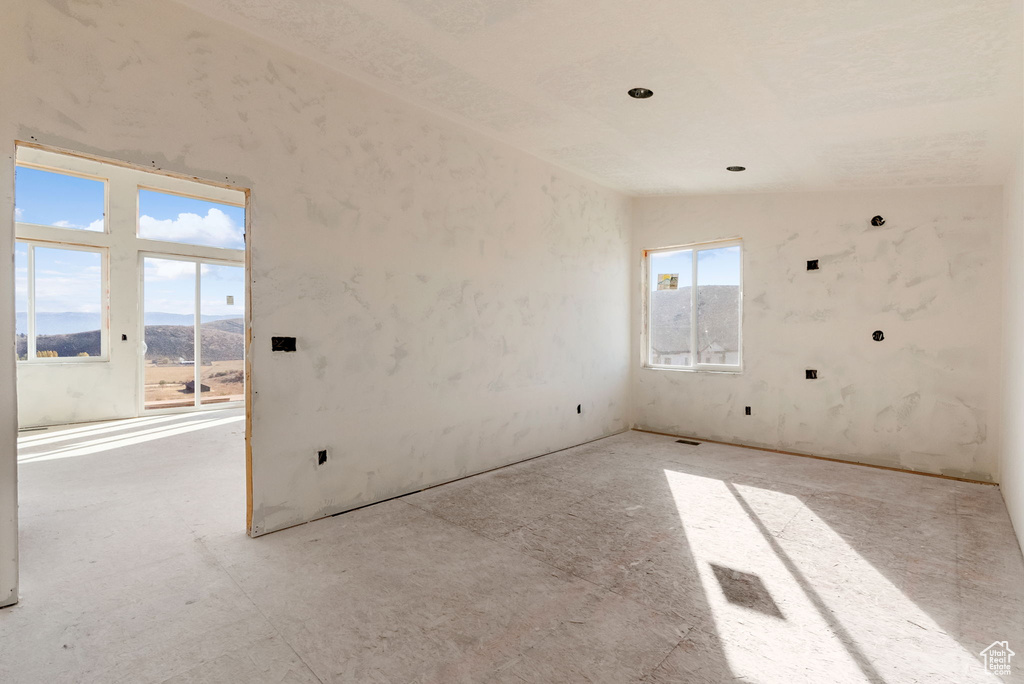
[16,242,106,361]
[138,188,245,249]
[13,144,247,421]
[14,244,28,358]
[141,258,245,410]
[14,165,106,232]
[645,240,741,371]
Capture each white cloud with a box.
[33,272,101,313]
[145,259,198,282]
[200,298,242,316]
[14,207,23,220]
[52,218,104,231]
[143,297,196,316]
[144,261,231,282]
[139,208,244,249]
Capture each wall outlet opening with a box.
[317,449,327,466]
[272,336,297,352]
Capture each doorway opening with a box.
[11,142,254,606]
[13,143,249,424]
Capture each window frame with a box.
[136,184,246,250]
[12,142,250,430]
[15,239,110,364]
[642,238,743,373]
[14,161,109,234]
[137,251,246,414]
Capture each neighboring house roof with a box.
[650,286,740,354]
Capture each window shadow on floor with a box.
[709,562,785,619]
[637,432,1024,682]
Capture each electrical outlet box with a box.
[272,336,297,352]
[317,449,327,465]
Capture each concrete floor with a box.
[2,410,1023,683]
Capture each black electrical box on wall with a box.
[272,336,297,352]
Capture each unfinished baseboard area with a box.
[631,427,998,486]
[260,427,636,537]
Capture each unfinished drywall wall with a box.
[1001,139,1024,545]
[0,0,631,544]
[998,0,1024,558]
[632,187,1003,481]
[0,144,17,607]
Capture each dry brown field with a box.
[144,359,244,407]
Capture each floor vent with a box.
[676,439,701,446]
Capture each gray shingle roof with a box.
[650,286,739,354]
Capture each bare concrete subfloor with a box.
[3,410,1023,683]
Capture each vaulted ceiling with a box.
[175,0,1023,194]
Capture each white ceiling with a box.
[174,0,1023,195]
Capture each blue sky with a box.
[144,258,245,317]
[15,167,246,248]
[139,189,245,249]
[15,167,245,321]
[17,249,244,323]
[15,244,101,314]
[649,245,741,291]
[15,166,105,230]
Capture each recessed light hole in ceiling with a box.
[627,87,653,99]
[726,166,746,172]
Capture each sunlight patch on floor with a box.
[664,468,997,683]
[18,413,210,447]
[18,413,244,463]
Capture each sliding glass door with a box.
[142,256,244,411]
[200,264,245,405]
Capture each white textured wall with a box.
[997,0,1024,561]
[0,0,631,597]
[632,187,1003,481]
[1001,140,1024,547]
[0,142,17,606]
